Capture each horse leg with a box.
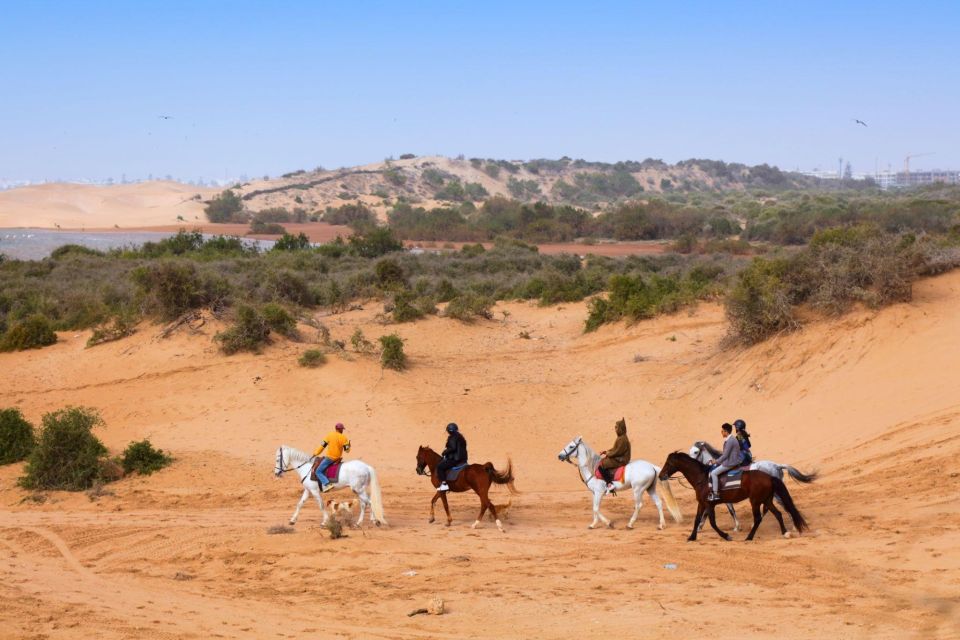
[429,491,441,523]
[647,484,666,530]
[727,503,741,532]
[689,503,705,541]
[476,481,503,532]
[290,488,310,525]
[765,498,789,538]
[589,486,612,529]
[440,492,452,526]
[707,504,731,541]
[745,497,764,541]
[354,488,370,528]
[472,485,489,530]
[627,484,643,530]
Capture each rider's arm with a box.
[313,442,328,457]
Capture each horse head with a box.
[557,437,583,462]
[689,442,705,462]
[416,445,433,476]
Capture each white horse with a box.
[558,437,682,530]
[274,445,387,528]
[688,441,817,532]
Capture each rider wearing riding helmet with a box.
[734,419,752,465]
[437,423,468,492]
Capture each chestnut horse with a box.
[658,452,808,542]
[416,446,516,532]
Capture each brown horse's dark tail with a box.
[771,477,808,533]
[485,459,518,494]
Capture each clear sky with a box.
[2,1,958,182]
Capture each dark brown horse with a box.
[416,446,516,532]
[658,452,808,541]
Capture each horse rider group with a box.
[312,417,753,500]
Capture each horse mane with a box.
[281,445,312,466]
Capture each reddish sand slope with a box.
[1,272,959,638]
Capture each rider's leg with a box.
[317,456,334,490]
[709,465,730,500]
[436,459,453,490]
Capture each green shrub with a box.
[724,258,797,344]
[348,227,403,258]
[298,349,326,367]
[350,328,374,353]
[460,243,486,258]
[0,315,57,352]
[0,408,36,464]
[392,290,424,323]
[444,293,494,322]
[261,303,297,337]
[131,261,206,321]
[86,316,136,348]
[20,407,109,491]
[250,220,286,235]
[375,258,407,288]
[121,439,172,475]
[50,244,104,259]
[205,190,246,223]
[272,232,311,251]
[215,305,271,354]
[379,333,406,370]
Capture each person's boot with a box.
[321,483,334,493]
[438,482,450,492]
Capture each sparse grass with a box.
[325,517,344,539]
[298,349,326,368]
[350,328,374,353]
[267,524,295,535]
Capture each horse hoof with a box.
[588,524,596,530]
[606,522,614,529]
[687,537,697,542]
[428,518,435,524]
[783,532,791,539]
[376,521,382,528]
[626,524,634,530]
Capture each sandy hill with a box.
[1,267,959,637]
[234,155,810,220]
[0,181,218,229]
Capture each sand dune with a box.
[1,272,959,638]
[0,181,217,229]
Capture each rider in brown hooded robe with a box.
[599,418,631,489]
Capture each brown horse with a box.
[416,446,516,532]
[658,451,808,542]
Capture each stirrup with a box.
[707,491,719,501]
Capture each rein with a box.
[277,447,316,484]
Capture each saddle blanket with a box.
[445,463,468,483]
[594,465,626,483]
[315,461,342,483]
[718,465,751,490]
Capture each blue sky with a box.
[2,1,957,182]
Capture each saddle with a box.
[717,465,751,490]
[594,465,626,483]
[444,463,468,483]
[312,460,342,484]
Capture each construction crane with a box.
[904,152,935,179]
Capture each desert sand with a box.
[2,271,960,639]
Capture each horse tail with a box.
[771,477,807,533]
[781,465,818,484]
[367,465,387,526]
[485,459,518,494]
[653,467,682,524]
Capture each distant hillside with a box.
[233,155,816,219]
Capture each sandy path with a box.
[2,274,960,638]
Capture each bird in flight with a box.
[854,119,868,127]
[158,115,174,120]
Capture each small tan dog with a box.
[486,497,512,522]
[326,498,356,518]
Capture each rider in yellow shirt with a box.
[313,423,351,492]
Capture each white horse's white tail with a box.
[368,465,387,526]
[656,475,683,524]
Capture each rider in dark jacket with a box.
[734,419,752,465]
[437,423,468,491]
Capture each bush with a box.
[121,439,172,475]
[391,290,425,323]
[724,258,797,344]
[261,303,298,337]
[205,190,246,223]
[375,258,407,288]
[299,349,326,367]
[20,407,108,491]
[0,315,57,352]
[0,408,35,464]
[349,227,404,258]
[215,305,271,354]
[350,328,374,353]
[131,261,206,321]
[379,333,406,370]
[444,293,494,322]
[272,232,311,251]
[250,220,287,235]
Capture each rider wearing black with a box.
[734,419,752,465]
[437,423,468,491]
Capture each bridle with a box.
[558,438,581,463]
[275,447,316,484]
